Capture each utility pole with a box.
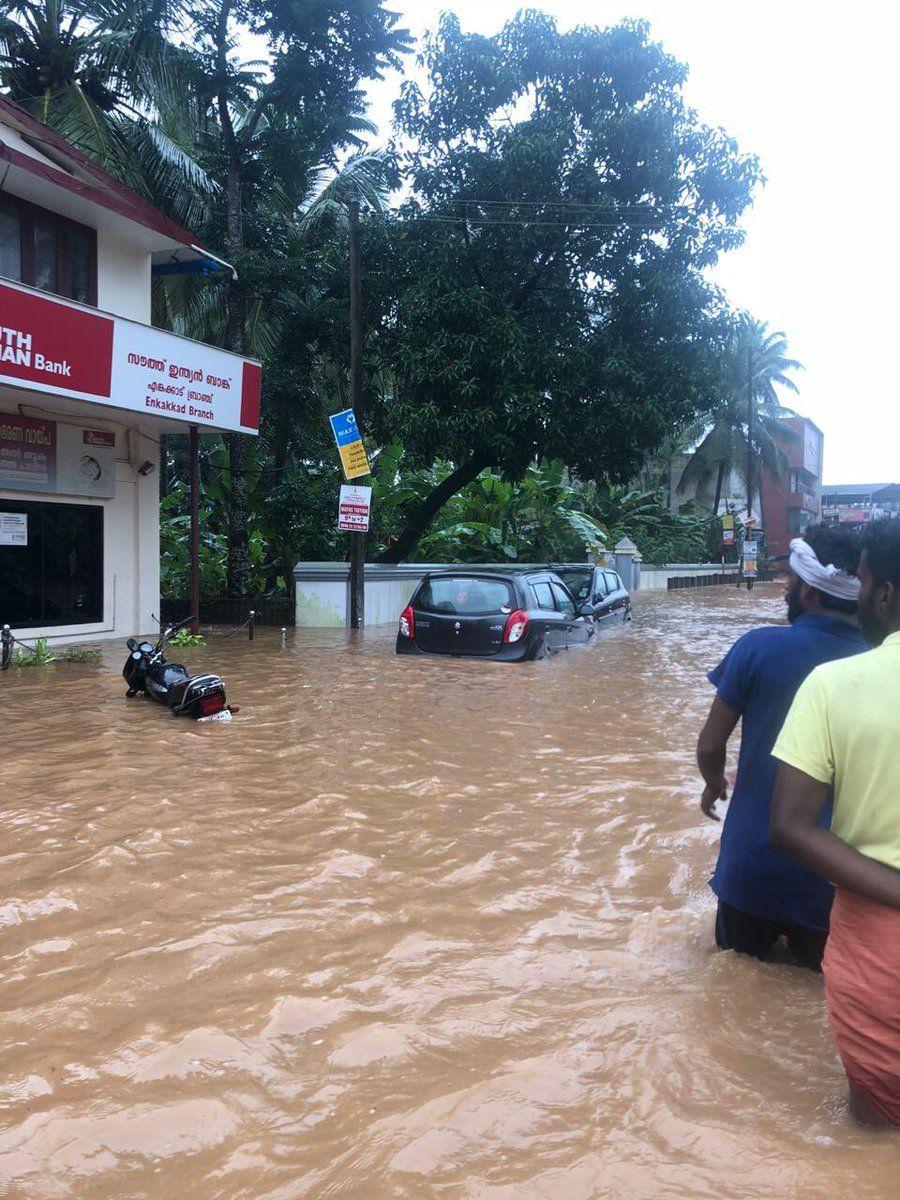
[189,424,200,633]
[348,198,366,630]
[745,347,754,592]
[746,346,754,522]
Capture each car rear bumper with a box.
[396,636,536,662]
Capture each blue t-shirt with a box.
[708,612,867,929]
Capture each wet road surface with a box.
[0,587,896,1198]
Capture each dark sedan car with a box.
[552,564,632,626]
[396,570,595,661]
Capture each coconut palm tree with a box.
[0,0,215,224]
[679,315,803,518]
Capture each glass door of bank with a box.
[0,499,103,626]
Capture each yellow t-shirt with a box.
[773,631,900,871]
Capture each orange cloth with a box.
[823,888,900,1125]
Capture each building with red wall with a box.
[760,416,824,559]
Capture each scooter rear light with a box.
[197,694,225,717]
[399,605,415,638]
[503,609,529,644]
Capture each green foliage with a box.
[361,10,761,560]
[168,629,205,647]
[591,486,737,565]
[14,637,54,667]
[368,454,728,567]
[2,5,787,583]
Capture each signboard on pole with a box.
[0,512,27,545]
[722,513,735,547]
[337,484,372,532]
[742,538,759,579]
[328,409,370,480]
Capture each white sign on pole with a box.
[338,484,372,532]
[0,512,27,545]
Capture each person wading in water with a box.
[696,525,866,969]
[772,519,900,1127]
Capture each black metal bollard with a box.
[1,625,11,671]
[248,610,256,642]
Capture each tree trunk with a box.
[263,419,287,594]
[376,453,492,563]
[713,460,726,515]
[223,148,250,596]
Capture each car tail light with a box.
[399,605,415,638]
[503,609,529,644]
[197,693,225,717]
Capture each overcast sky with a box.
[362,1,897,485]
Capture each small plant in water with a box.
[169,629,205,647]
[15,637,55,667]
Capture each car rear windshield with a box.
[556,570,592,603]
[417,577,515,615]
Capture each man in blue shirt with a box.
[696,525,866,969]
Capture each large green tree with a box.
[359,12,761,562]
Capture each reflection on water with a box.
[0,587,893,1198]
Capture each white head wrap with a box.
[789,537,861,601]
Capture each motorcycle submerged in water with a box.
[122,616,234,722]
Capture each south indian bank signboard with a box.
[0,279,261,434]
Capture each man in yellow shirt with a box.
[772,519,900,1128]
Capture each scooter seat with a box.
[167,677,192,707]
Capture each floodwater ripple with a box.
[0,588,895,1199]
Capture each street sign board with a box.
[328,408,370,480]
[742,538,759,579]
[723,528,735,546]
[338,484,372,532]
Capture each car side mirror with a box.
[578,603,595,617]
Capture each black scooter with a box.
[123,616,234,721]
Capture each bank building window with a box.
[0,195,97,306]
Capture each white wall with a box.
[0,121,59,167]
[640,563,739,590]
[96,228,152,323]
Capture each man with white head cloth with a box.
[695,525,867,968]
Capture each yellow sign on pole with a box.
[338,439,371,480]
[329,409,371,481]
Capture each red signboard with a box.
[0,285,113,397]
[0,414,56,491]
[0,279,261,434]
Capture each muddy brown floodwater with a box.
[1,586,896,1199]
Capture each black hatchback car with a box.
[396,570,595,661]
[552,564,631,626]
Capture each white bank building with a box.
[0,95,260,644]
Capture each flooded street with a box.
[0,586,895,1199]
